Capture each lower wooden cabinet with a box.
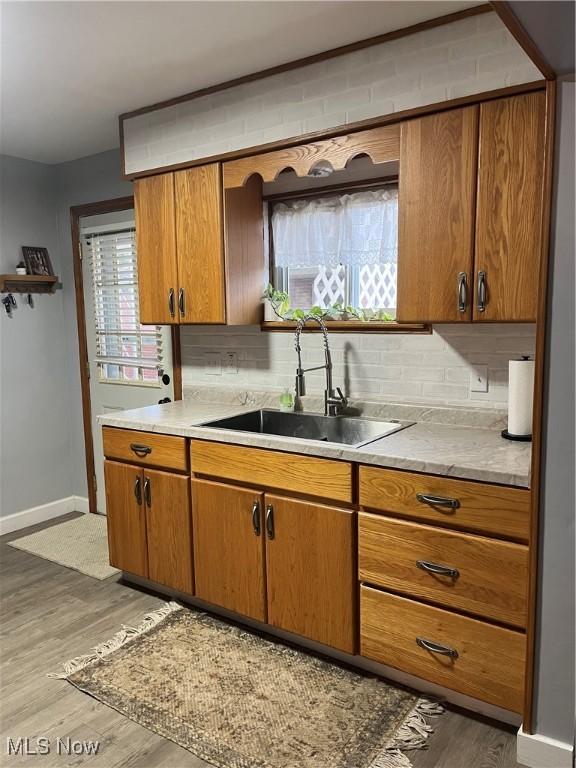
[191,480,356,653]
[360,585,525,712]
[105,460,149,578]
[104,459,193,593]
[265,494,355,654]
[192,479,266,621]
[145,468,193,593]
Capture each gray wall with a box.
[0,156,70,516]
[533,77,575,744]
[0,149,130,517]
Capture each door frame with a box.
[71,196,182,514]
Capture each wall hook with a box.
[2,294,17,317]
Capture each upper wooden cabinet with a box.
[397,93,546,323]
[475,91,546,322]
[135,163,263,325]
[135,173,178,325]
[397,106,478,323]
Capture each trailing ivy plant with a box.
[262,285,395,323]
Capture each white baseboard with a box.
[517,727,574,768]
[0,496,89,536]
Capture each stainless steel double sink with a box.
[201,409,412,449]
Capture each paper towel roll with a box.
[507,358,535,437]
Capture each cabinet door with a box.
[144,468,193,593]
[104,460,148,577]
[134,173,179,324]
[397,106,478,322]
[474,92,546,321]
[175,164,226,323]
[192,479,266,621]
[265,495,355,653]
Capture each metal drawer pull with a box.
[416,636,459,659]
[251,500,261,537]
[130,443,152,457]
[477,270,487,312]
[416,560,460,579]
[178,288,186,316]
[168,288,175,317]
[265,504,275,540]
[134,476,142,505]
[416,493,460,510]
[144,477,151,508]
[457,272,468,313]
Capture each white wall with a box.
[124,11,540,175]
[181,323,535,409]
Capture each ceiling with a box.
[0,1,482,164]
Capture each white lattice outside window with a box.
[271,185,398,315]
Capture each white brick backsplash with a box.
[123,14,541,174]
[323,87,372,114]
[422,60,477,89]
[180,324,536,409]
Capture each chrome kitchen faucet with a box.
[294,315,348,416]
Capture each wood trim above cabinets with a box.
[488,2,556,81]
[223,125,400,189]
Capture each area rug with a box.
[9,513,119,580]
[50,602,443,768]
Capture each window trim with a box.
[265,177,429,333]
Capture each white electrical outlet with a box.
[470,365,488,393]
[224,352,238,375]
[204,352,221,375]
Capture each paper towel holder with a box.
[502,355,533,441]
[501,429,531,442]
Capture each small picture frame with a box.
[22,246,54,277]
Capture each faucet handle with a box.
[336,387,347,404]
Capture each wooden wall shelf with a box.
[0,274,58,294]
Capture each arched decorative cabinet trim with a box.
[223,124,400,189]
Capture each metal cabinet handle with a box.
[416,636,459,659]
[477,270,487,312]
[458,272,468,313]
[134,476,142,505]
[130,443,151,457]
[144,477,151,508]
[168,288,175,317]
[416,560,460,579]
[416,493,460,510]
[265,504,275,540]
[178,288,185,317]
[251,500,261,536]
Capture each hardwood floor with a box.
[1,513,521,768]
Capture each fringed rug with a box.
[50,602,443,768]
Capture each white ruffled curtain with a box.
[271,188,398,269]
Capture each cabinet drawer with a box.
[360,586,525,712]
[190,440,352,503]
[359,465,529,542]
[359,513,527,627]
[103,427,188,472]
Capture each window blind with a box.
[82,228,163,380]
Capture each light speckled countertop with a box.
[98,399,531,487]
